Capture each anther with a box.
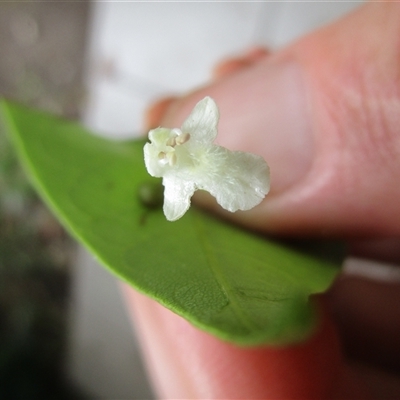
[166,137,176,147]
[175,132,190,145]
[158,151,168,165]
[167,152,177,166]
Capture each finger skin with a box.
[212,47,270,78]
[122,286,367,399]
[145,48,270,129]
[145,97,177,130]
[159,3,400,237]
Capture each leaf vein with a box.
[192,212,258,331]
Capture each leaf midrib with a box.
[192,212,258,331]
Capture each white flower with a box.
[143,96,270,221]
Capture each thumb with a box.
[159,3,400,237]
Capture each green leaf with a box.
[0,100,343,346]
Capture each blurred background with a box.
[0,2,362,399]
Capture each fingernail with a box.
[217,59,315,194]
[161,59,314,194]
[212,59,251,79]
[244,46,270,61]
[212,47,269,79]
[264,60,314,193]
[144,96,177,130]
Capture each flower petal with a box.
[198,147,270,212]
[144,142,163,177]
[163,175,196,221]
[148,127,172,144]
[181,97,219,145]
[144,96,270,221]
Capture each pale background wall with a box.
[68,2,363,399]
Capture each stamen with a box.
[171,128,182,136]
[166,137,176,147]
[167,152,177,166]
[158,151,168,165]
[175,132,190,145]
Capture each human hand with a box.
[123,3,400,398]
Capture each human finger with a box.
[122,286,366,399]
[212,47,270,79]
[158,3,400,237]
